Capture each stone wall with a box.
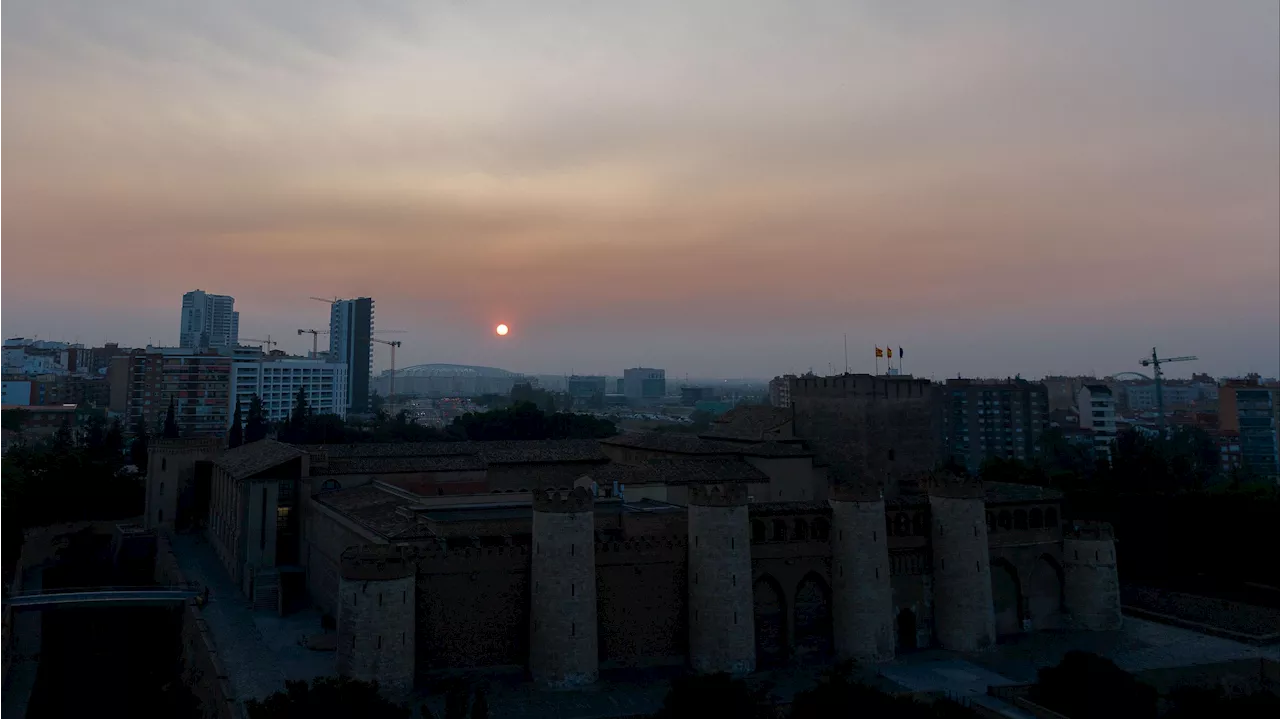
[928,490,996,651]
[1063,522,1122,631]
[336,546,415,695]
[830,496,894,662]
[154,533,241,719]
[529,491,598,689]
[597,537,688,667]
[304,501,383,617]
[416,546,531,673]
[687,484,755,674]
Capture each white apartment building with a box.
[1078,384,1117,461]
[180,290,240,349]
[232,357,349,424]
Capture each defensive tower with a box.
[829,481,894,662]
[336,545,416,694]
[530,487,598,689]
[927,474,995,651]
[687,482,755,674]
[1063,521,1122,630]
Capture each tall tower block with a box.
[336,545,416,695]
[829,482,894,663]
[687,482,755,675]
[530,487,598,689]
[927,475,996,651]
[1063,521,1122,630]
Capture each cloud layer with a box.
[4,1,1278,378]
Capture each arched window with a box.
[998,511,1013,531]
[894,513,911,536]
[772,520,788,541]
[812,517,830,541]
[1044,507,1058,527]
[912,512,927,536]
[1014,510,1028,530]
[794,519,809,541]
[1029,508,1044,529]
[752,520,767,542]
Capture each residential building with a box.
[1218,378,1280,479]
[233,356,349,423]
[2,380,32,405]
[565,375,608,410]
[179,290,240,350]
[1122,382,1214,413]
[1077,385,1117,461]
[1040,375,1094,413]
[108,347,233,436]
[1214,430,1244,475]
[768,374,796,408]
[329,297,374,414]
[943,378,1049,473]
[623,367,665,403]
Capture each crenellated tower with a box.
[829,481,894,662]
[1063,521,1122,630]
[687,482,755,675]
[927,474,995,651]
[336,545,416,695]
[529,487,598,689]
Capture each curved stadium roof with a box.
[392,363,519,378]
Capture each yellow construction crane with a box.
[297,328,329,356]
[241,337,278,349]
[1138,347,1197,433]
[372,337,403,409]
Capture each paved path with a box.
[169,534,332,703]
[6,588,197,609]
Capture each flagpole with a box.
[843,334,848,374]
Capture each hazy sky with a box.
[4,1,1278,380]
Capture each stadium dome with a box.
[391,363,519,378]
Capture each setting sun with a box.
[495,323,509,336]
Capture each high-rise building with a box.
[180,290,239,349]
[107,347,233,436]
[623,367,665,403]
[1076,385,1117,461]
[329,297,374,414]
[1218,377,1280,479]
[942,378,1049,473]
[768,374,797,408]
[232,356,349,424]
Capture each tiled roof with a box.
[214,439,305,480]
[316,455,486,476]
[314,484,431,540]
[580,457,769,485]
[300,439,606,465]
[600,432,810,457]
[297,442,472,459]
[985,481,1064,504]
[701,405,792,441]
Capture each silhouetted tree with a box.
[244,676,409,718]
[1,407,31,435]
[246,394,268,443]
[1031,651,1157,719]
[228,401,244,448]
[469,687,488,719]
[163,398,180,439]
[653,673,774,719]
[790,663,976,718]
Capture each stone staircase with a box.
[252,569,279,613]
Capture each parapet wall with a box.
[154,533,240,719]
[340,545,416,581]
[688,482,749,507]
[925,473,985,499]
[532,486,593,513]
[1064,520,1115,541]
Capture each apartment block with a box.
[109,348,232,436]
[232,357,349,424]
[1077,385,1117,461]
[942,378,1049,473]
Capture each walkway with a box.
[5,587,198,610]
[167,534,333,703]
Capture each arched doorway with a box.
[991,559,1023,637]
[753,576,788,666]
[896,608,918,651]
[1027,555,1065,630]
[793,573,832,660]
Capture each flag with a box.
[899,347,904,358]
[887,347,893,358]
[875,347,883,358]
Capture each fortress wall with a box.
[417,547,531,671]
[304,502,383,617]
[597,542,688,666]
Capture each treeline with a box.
[1,414,143,570]
[246,390,617,445]
[974,426,1280,590]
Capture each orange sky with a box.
[3,1,1278,378]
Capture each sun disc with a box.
[495,323,509,336]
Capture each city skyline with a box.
[3,1,1278,379]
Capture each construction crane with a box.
[241,337,278,349]
[310,296,342,304]
[297,328,330,356]
[1139,347,1197,434]
[372,337,404,410]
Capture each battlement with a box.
[925,472,984,500]
[1064,521,1115,541]
[340,544,417,580]
[688,482,749,507]
[532,486,594,513]
[595,535,688,554]
[150,437,223,455]
[829,481,884,503]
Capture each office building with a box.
[1218,377,1280,478]
[943,378,1049,473]
[108,347,233,436]
[329,297,374,414]
[232,357,349,424]
[566,375,608,409]
[623,367,665,403]
[1076,385,1117,461]
[180,290,239,350]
